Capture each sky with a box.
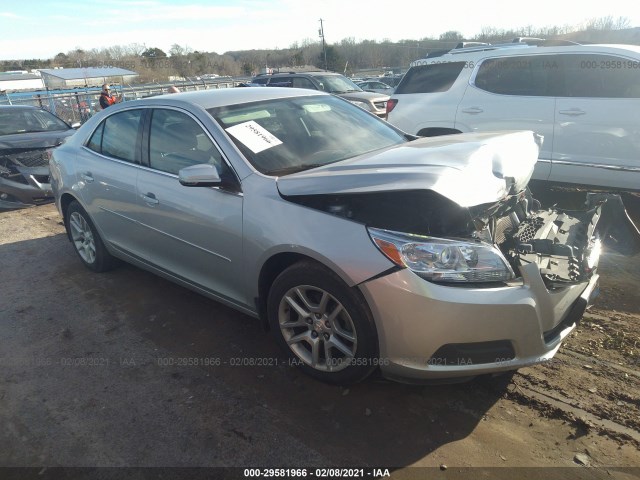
[0,0,638,61]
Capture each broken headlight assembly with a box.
[368,227,515,283]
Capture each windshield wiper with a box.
[266,164,325,176]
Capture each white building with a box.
[0,73,45,91]
[38,67,138,89]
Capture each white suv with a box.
[386,41,640,192]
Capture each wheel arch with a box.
[257,252,318,331]
[256,251,372,333]
[60,193,82,236]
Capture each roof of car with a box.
[411,42,640,67]
[116,86,327,110]
[253,71,341,81]
[269,71,338,76]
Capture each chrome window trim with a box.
[82,104,242,188]
[551,160,640,172]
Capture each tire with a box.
[267,261,378,385]
[65,200,118,273]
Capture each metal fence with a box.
[0,78,247,126]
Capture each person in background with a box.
[99,84,120,109]
[167,85,180,94]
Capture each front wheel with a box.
[65,200,118,272]
[267,261,378,384]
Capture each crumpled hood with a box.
[277,130,541,207]
[339,90,390,102]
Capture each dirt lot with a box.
[0,201,639,480]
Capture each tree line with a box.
[1,16,637,82]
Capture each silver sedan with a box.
[50,87,631,384]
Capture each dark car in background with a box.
[0,105,77,209]
[250,72,390,117]
[356,80,395,94]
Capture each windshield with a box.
[315,75,363,94]
[208,95,406,176]
[0,109,70,136]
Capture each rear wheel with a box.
[267,261,378,384]
[65,200,118,272]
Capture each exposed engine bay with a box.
[286,188,640,287]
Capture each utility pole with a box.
[319,18,327,71]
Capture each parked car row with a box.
[249,71,390,117]
[6,43,640,385]
[49,86,639,385]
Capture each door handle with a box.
[559,108,586,116]
[461,107,483,114]
[140,192,159,205]
[80,172,94,183]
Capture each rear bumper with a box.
[359,263,599,382]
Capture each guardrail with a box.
[0,78,248,126]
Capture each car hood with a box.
[0,129,75,151]
[337,90,390,102]
[277,130,541,207]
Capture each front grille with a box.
[516,216,545,243]
[5,150,50,168]
[32,174,50,184]
[494,215,516,245]
[429,340,515,366]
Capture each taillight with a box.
[386,99,398,118]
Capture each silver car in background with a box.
[50,87,637,384]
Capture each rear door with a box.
[551,53,640,189]
[77,108,146,254]
[457,54,558,180]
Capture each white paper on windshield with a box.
[225,121,282,153]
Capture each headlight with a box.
[348,100,372,111]
[368,227,515,283]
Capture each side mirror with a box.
[178,164,222,187]
[71,122,81,129]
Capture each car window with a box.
[314,75,362,94]
[209,95,406,176]
[88,109,143,163]
[86,122,104,152]
[559,54,640,98]
[291,77,316,89]
[0,109,69,136]
[395,62,465,94]
[474,56,556,96]
[268,77,293,87]
[148,109,232,178]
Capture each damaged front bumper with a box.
[0,151,54,210]
[360,262,599,382]
[359,193,638,383]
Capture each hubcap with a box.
[69,211,96,264]
[278,285,357,372]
